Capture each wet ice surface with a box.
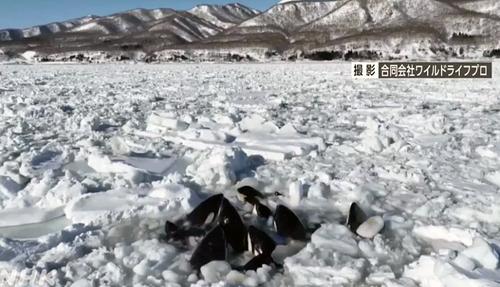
[0,62,499,286]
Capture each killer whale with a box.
[186,194,224,227]
[346,202,368,233]
[190,225,227,271]
[219,198,247,253]
[247,225,276,256]
[165,189,311,272]
[237,186,265,201]
[274,205,307,241]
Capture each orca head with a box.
[244,195,260,206]
[164,220,182,240]
[218,198,248,253]
[247,225,276,256]
[237,186,264,201]
[274,205,307,241]
[186,194,224,227]
[346,202,368,233]
[190,225,227,271]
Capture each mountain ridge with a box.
[1,0,499,61]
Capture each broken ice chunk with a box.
[356,216,384,239]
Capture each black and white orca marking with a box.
[346,202,368,233]
[166,190,310,272]
[167,194,246,248]
[219,198,247,253]
[190,225,227,271]
[186,194,225,227]
[274,205,307,241]
[245,196,272,219]
[247,226,276,256]
[236,187,272,220]
[236,186,278,219]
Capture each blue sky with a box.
[0,1,276,29]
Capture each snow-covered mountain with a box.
[0,15,98,41]
[1,0,499,61]
[0,9,221,43]
[215,0,500,58]
[189,3,260,29]
[0,3,258,55]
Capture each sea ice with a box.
[0,62,498,286]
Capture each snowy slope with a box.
[221,0,500,56]
[69,9,177,34]
[189,3,260,29]
[0,15,98,41]
[63,9,222,45]
[0,4,260,58]
[0,1,499,59]
[0,4,257,42]
[148,12,223,40]
[239,0,342,30]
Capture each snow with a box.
[21,51,38,61]
[189,4,259,29]
[200,261,232,283]
[0,206,64,227]
[0,62,499,286]
[186,147,252,187]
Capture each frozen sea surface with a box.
[0,62,499,286]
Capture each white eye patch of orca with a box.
[186,194,224,227]
[204,212,215,225]
[248,233,253,254]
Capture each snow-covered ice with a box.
[0,62,499,286]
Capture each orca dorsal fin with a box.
[346,202,368,233]
[190,225,227,270]
[274,205,307,241]
[219,198,248,253]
